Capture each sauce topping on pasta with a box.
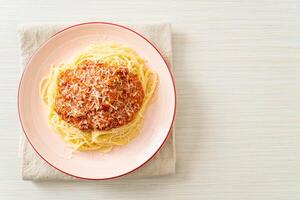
[54,60,145,131]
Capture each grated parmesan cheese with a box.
[54,60,144,131]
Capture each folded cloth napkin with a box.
[18,23,175,181]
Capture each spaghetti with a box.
[40,44,158,152]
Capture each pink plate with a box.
[18,22,176,180]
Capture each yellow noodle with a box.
[40,44,157,152]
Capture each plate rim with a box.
[17,21,177,180]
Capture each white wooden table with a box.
[1,0,300,199]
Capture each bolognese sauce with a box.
[54,60,145,131]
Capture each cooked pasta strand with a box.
[40,44,157,152]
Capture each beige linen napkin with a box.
[18,23,175,181]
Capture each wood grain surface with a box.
[1,0,300,199]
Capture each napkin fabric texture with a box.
[18,23,175,181]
